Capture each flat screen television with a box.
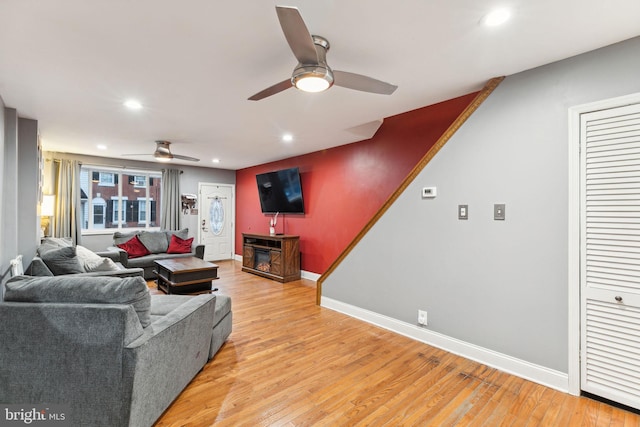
[256,167,305,214]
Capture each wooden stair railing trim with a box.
[316,76,505,304]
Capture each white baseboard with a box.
[234,255,319,282]
[301,271,320,282]
[321,296,569,393]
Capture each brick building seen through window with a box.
[80,167,162,230]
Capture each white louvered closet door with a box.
[580,103,640,410]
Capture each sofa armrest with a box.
[95,249,121,262]
[193,244,205,259]
[107,246,129,265]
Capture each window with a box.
[138,198,147,224]
[81,166,162,231]
[132,175,146,187]
[92,197,106,228]
[98,172,115,186]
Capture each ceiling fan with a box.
[248,5,398,101]
[123,140,200,162]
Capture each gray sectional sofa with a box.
[109,229,205,279]
[26,237,144,278]
[0,274,232,427]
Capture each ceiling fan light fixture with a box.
[292,66,334,93]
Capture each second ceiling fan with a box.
[248,5,398,101]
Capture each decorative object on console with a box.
[269,212,278,236]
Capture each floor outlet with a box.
[418,310,428,326]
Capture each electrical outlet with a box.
[418,310,428,326]
[458,204,468,220]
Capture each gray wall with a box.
[0,100,6,290]
[1,106,40,284]
[17,118,40,263]
[44,152,235,252]
[323,36,640,373]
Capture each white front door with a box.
[580,103,640,410]
[198,183,234,261]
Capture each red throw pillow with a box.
[117,235,151,259]
[167,235,193,254]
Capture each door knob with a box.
[615,296,623,302]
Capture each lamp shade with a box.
[41,195,55,217]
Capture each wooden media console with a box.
[242,233,300,282]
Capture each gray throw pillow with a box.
[5,275,151,327]
[138,230,169,253]
[25,257,54,277]
[40,246,84,275]
[37,237,74,256]
[113,231,137,246]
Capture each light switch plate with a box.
[494,204,506,220]
[422,187,437,198]
[458,204,468,220]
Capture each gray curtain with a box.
[53,159,82,244]
[161,169,181,230]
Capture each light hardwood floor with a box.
[153,260,639,426]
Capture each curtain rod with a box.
[49,158,183,173]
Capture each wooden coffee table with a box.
[154,257,219,294]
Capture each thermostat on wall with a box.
[422,187,437,198]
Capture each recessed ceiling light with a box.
[97,144,107,150]
[483,8,511,27]
[123,99,143,110]
[282,133,293,142]
[212,158,220,164]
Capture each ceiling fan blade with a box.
[248,79,292,101]
[276,6,318,65]
[171,154,200,162]
[333,70,398,95]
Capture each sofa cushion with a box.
[5,275,152,327]
[150,294,231,327]
[40,246,84,275]
[113,231,137,246]
[75,245,120,272]
[138,230,169,254]
[37,237,73,256]
[117,235,151,259]
[167,235,193,254]
[166,228,189,246]
[25,257,55,276]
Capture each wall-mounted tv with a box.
[256,167,305,214]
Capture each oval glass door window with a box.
[210,198,224,235]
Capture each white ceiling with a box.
[1,1,639,170]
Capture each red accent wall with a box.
[236,92,478,274]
